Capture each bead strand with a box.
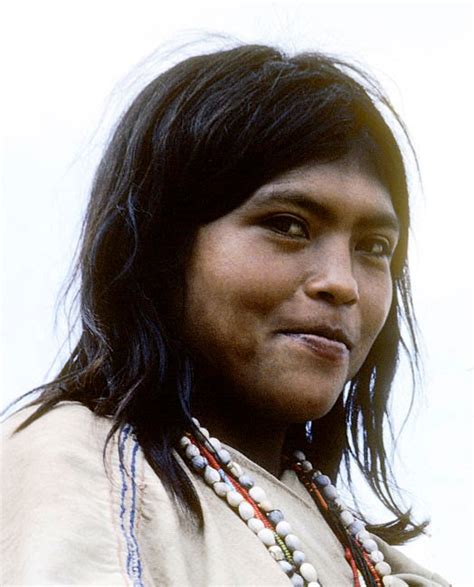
[198,437,319,586]
[295,462,364,587]
[181,427,321,587]
[199,450,297,572]
[195,437,275,530]
[291,450,393,587]
[292,455,379,587]
[183,422,393,587]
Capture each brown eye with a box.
[357,237,392,257]
[263,215,309,239]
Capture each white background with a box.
[1,1,473,585]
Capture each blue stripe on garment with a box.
[118,424,132,572]
[129,439,143,583]
[118,424,144,586]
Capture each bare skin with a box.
[183,159,399,476]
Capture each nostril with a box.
[319,288,358,305]
[318,291,336,303]
[305,285,359,306]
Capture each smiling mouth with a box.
[282,332,350,362]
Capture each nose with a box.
[302,245,359,306]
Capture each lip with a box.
[282,332,350,362]
[278,322,354,363]
[280,324,354,350]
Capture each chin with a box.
[257,382,345,425]
[286,400,340,424]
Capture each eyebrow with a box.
[250,189,401,233]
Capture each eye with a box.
[262,215,309,239]
[357,236,393,258]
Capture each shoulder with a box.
[0,401,154,585]
[0,400,148,500]
[1,401,117,514]
[2,400,113,452]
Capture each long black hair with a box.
[14,44,426,544]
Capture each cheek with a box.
[376,278,393,332]
[183,233,268,360]
[358,275,393,354]
[187,227,294,320]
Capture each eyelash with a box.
[356,237,393,258]
[262,215,310,239]
[262,215,394,258]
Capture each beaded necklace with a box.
[180,419,393,587]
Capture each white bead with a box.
[238,475,254,489]
[362,538,378,553]
[257,528,276,546]
[185,444,200,459]
[299,562,318,582]
[340,510,355,526]
[191,455,207,471]
[314,474,330,486]
[199,427,210,438]
[370,550,384,563]
[226,491,244,507]
[322,485,338,500]
[213,482,230,497]
[285,533,301,551]
[348,520,365,535]
[375,561,392,577]
[249,486,267,503]
[192,417,200,427]
[218,449,231,464]
[276,520,292,537]
[203,466,221,485]
[293,450,306,461]
[179,436,191,448]
[238,500,255,521]
[268,545,285,561]
[292,550,306,565]
[247,518,264,533]
[209,437,222,452]
[229,462,243,477]
[279,560,293,575]
[356,530,371,542]
[259,500,274,512]
[301,460,313,472]
[291,573,304,586]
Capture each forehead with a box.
[246,160,399,231]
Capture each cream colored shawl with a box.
[1,403,449,586]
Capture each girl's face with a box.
[182,160,400,424]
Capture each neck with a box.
[193,383,288,478]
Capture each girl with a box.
[1,44,449,586]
